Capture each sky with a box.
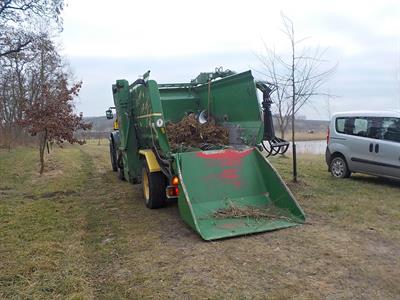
[61,0,400,120]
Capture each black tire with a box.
[110,142,118,172]
[330,156,351,178]
[142,163,166,209]
[118,166,125,180]
[118,154,125,181]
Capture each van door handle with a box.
[369,143,373,152]
[375,144,379,153]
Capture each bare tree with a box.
[0,0,65,146]
[397,42,400,108]
[0,1,90,164]
[325,90,333,120]
[256,13,336,182]
[0,32,47,148]
[1,32,91,163]
[0,0,64,57]
[0,0,63,22]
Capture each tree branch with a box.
[0,39,32,57]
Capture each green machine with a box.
[106,68,305,240]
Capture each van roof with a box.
[332,110,400,118]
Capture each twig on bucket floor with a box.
[213,201,294,222]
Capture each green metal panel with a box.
[195,71,263,144]
[113,80,141,182]
[147,80,171,154]
[196,71,260,121]
[175,147,305,240]
[159,88,199,123]
[128,80,170,156]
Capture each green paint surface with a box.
[176,148,305,240]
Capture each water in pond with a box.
[285,140,326,155]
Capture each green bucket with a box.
[175,147,305,240]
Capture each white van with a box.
[326,110,400,180]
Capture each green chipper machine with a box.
[106,68,305,240]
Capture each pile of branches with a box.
[166,113,229,150]
[213,202,293,221]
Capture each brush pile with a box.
[213,202,292,221]
[166,113,229,150]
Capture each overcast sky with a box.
[61,0,400,120]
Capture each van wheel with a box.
[142,163,166,209]
[330,156,351,178]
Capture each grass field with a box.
[0,144,399,299]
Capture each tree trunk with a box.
[291,35,297,183]
[2,124,13,151]
[39,130,47,174]
[279,124,285,139]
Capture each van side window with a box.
[353,118,368,137]
[336,117,356,134]
[335,115,400,142]
[366,117,384,140]
[336,118,346,133]
[382,118,400,143]
[343,118,355,134]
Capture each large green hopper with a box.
[107,68,305,240]
[176,148,304,240]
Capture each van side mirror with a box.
[106,109,113,120]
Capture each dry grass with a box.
[1,145,399,299]
[213,201,294,222]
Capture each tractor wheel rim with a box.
[332,160,344,177]
[143,171,150,201]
